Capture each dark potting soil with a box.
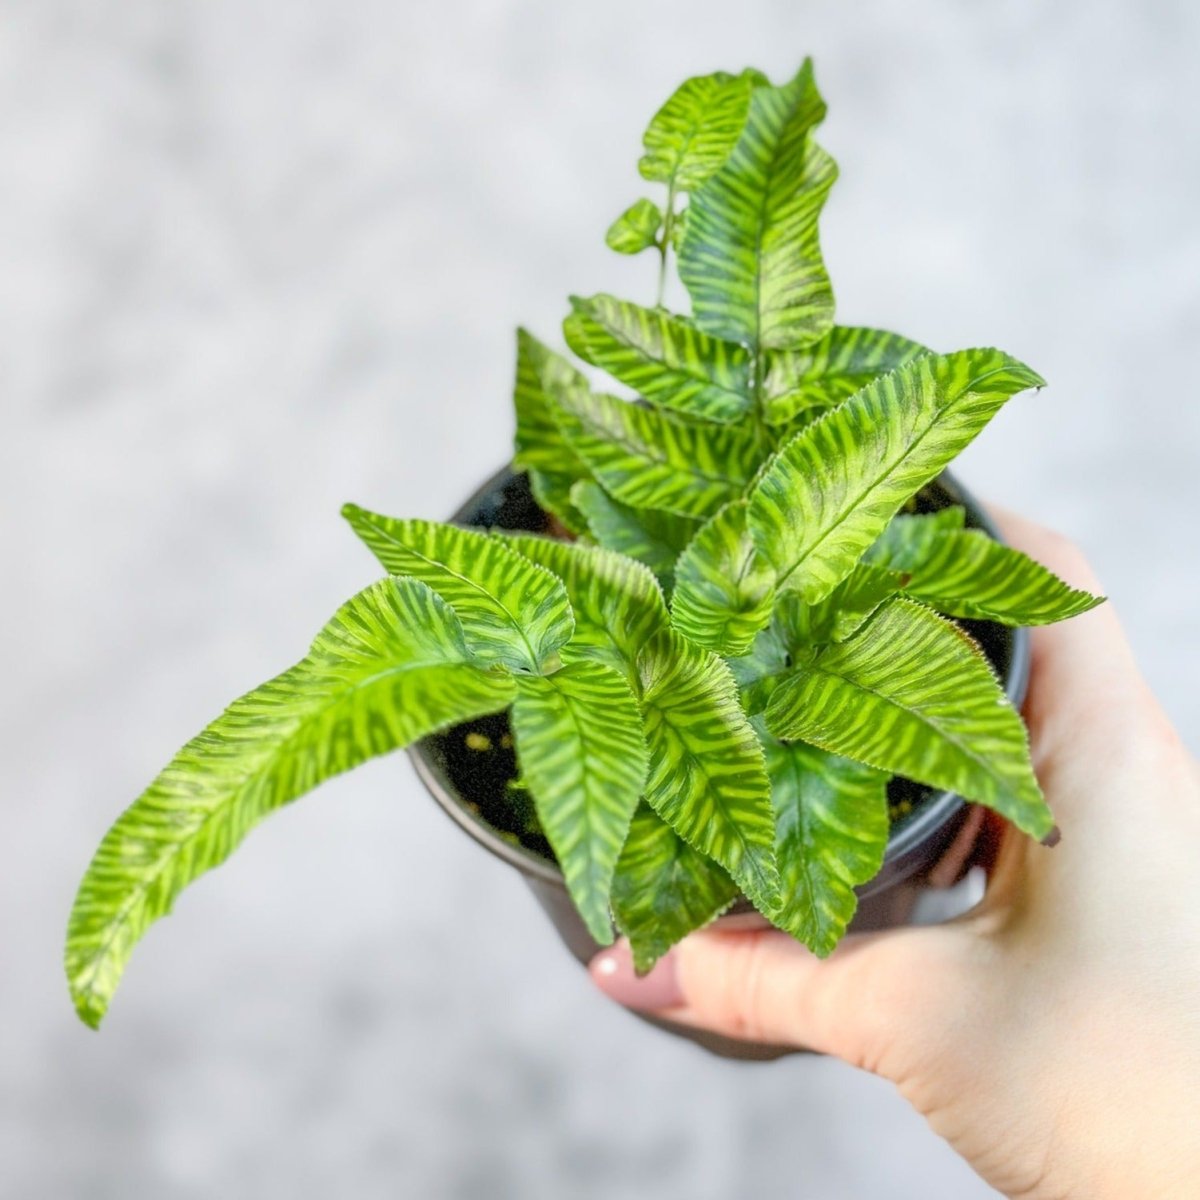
[417,469,1014,863]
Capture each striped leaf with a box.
[512,662,649,944]
[749,348,1046,604]
[670,500,776,656]
[775,562,904,648]
[764,325,932,424]
[869,513,1104,625]
[638,70,755,192]
[760,727,890,956]
[637,630,780,909]
[501,534,669,688]
[512,328,593,533]
[605,198,662,255]
[66,578,516,1028]
[679,60,837,350]
[551,381,765,519]
[563,294,751,423]
[611,803,739,973]
[766,598,1052,838]
[341,509,574,673]
[571,480,699,592]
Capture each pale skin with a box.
[591,512,1200,1200]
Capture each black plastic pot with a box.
[408,467,1030,1060]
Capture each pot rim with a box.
[407,464,1032,901]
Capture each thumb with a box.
[591,924,967,1073]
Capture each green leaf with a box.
[679,59,837,351]
[764,325,932,424]
[749,348,1046,603]
[766,598,1052,838]
[500,534,669,688]
[527,467,589,536]
[776,562,904,647]
[341,509,574,673]
[670,500,775,656]
[868,514,1105,626]
[551,382,765,519]
[638,70,755,192]
[512,662,649,945]
[760,728,890,956]
[638,630,779,909]
[571,480,699,591]
[65,578,516,1028]
[611,803,739,973]
[605,198,663,254]
[563,294,752,423]
[512,328,592,533]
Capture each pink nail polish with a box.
[590,943,685,1011]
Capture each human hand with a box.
[591,512,1200,1200]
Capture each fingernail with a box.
[590,942,684,1011]
[1041,824,1062,849]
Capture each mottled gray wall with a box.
[3,2,1197,1197]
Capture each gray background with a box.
[3,1,1197,1197]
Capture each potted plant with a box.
[65,59,1101,1057]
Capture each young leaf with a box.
[637,630,780,909]
[512,328,592,533]
[679,59,837,350]
[638,70,755,193]
[571,480,699,591]
[501,534,669,688]
[512,662,649,945]
[563,294,751,423]
[605,199,663,255]
[766,598,1052,838]
[670,500,776,656]
[749,348,1046,604]
[65,578,517,1028]
[869,515,1104,625]
[759,728,890,957]
[341,509,574,673]
[763,325,932,424]
[611,803,739,974]
[551,381,765,519]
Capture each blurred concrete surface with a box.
[2,1,1197,1196]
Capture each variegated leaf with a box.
[670,500,775,656]
[759,726,890,956]
[679,60,837,350]
[551,381,765,519]
[571,479,699,592]
[766,598,1052,838]
[775,562,904,647]
[763,325,931,424]
[512,328,592,533]
[563,294,751,423]
[611,803,739,973]
[638,70,755,192]
[341,508,574,673]
[749,348,1045,603]
[605,198,662,255]
[637,630,779,909]
[512,662,649,944]
[501,534,669,688]
[868,513,1104,625]
[66,578,516,1028]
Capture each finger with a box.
[591,925,966,1075]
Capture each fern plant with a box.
[66,59,1102,1029]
